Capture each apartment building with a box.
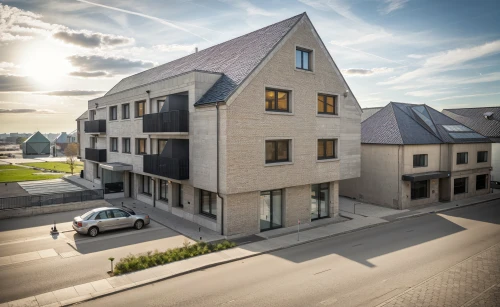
[340,102,492,209]
[80,13,362,236]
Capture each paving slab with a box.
[90,279,113,292]
[52,287,79,302]
[40,303,60,307]
[59,295,92,307]
[126,269,157,283]
[35,292,58,306]
[59,251,80,258]
[73,283,96,296]
[0,256,12,266]
[106,275,134,288]
[10,252,40,264]
[7,296,38,307]
[149,265,175,278]
[37,249,58,259]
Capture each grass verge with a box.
[20,162,83,174]
[114,240,236,275]
[0,167,64,182]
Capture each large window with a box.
[317,94,337,115]
[135,101,145,118]
[90,137,96,149]
[110,137,118,152]
[311,183,329,220]
[260,190,282,231]
[122,138,130,153]
[457,152,468,165]
[157,100,165,112]
[200,189,217,218]
[158,139,168,154]
[159,180,168,201]
[109,106,117,120]
[454,177,468,195]
[477,151,488,163]
[266,140,290,163]
[265,89,289,112]
[411,180,429,200]
[317,139,337,160]
[413,154,428,167]
[142,175,151,195]
[476,174,488,190]
[296,48,311,70]
[122,104,130,119]
[136,138,146,155]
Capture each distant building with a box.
[361,107,383,122]
[54,132,70,152]
[22,131,51,158]
[76,110,88,159]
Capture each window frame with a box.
[317,94,338,115]
[142,175,151,195]
[260,189,283,231]
[135,100,145,118]
[159,180,168,201]
[122,103,130,120]
[477,151,488,163]
[265,139,290,164]
[476,174,488,190]
[456,152,468,165]
[178,184,183,208]
[199,189,217,219]
[136,138,147,155]
[295,48,312,71]
[110,137,118,152]
[454,177,468,195]
[317,139,337,160]
[411,180,429,200]
[413,154,428,168]
[265,88,290,113]
[122,138,131,153]
[109,106,117,121]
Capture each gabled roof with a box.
[442,107,500,140]
[103,13,305,105]
[76,110,88,120]
[362,102,491,145]
[55,132,68,144]
[24,131,50,144]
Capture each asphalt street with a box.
[76,200,500,307]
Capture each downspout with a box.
[216,102,224,236]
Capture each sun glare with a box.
[20,44,72,86]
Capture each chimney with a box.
[484,112,493,120]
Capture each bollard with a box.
[108,257,115,273]
[50,221,58,234]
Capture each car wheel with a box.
[134,220,144,230]
[88,227,99,237]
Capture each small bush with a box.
[113,240,236,275]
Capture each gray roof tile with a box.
[442,107,500,138]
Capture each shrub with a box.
[113,240,236,275]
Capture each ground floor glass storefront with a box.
[311,183,329,220]
[260,190,282,231]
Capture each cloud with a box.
[40,90,105,96]
[69,71,109,78]
[342,67,394,76]
[433,91,500,102]
[330,42,403,64]
[67,55,155,75]
[407,54,425,59]
[0,108,60,114]
[405,89,454,97]
[0,75,39,92]
[153,44,197,53]
[298,0,362,23]
[53,30,134,48]
[379,0,409,15]
[219,0,276,16]
[381,40,500,85]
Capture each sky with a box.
[0,0,499,133]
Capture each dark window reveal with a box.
[135,101,145,118]
[454,177,468,194]
[122,138,130,153]
[477,151,488,163]
[136,138,146,155]
[317,139,337,160]
[476,174,487,190]
[411,180,428,199]
[110,137,118,152]
[122,104,130,119]
[160,180,168,201]
[296,48,311,70]
[109,106,117,120]
[142,175,151,195]
[457,152,468,165]
[317,94,337,115]
[413,154,428,167]
[266,140,290,163]
[265,89,289,112]
[200,189,217,218]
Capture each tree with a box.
[64,143,79,175]
[16,137,27,144]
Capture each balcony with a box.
[84,120,106,134]
[85,148,107,163]
[143,110,189,133]
[143,155,189,180]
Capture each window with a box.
[159,180,168,201]
[260,190,282,231]
[109,106,117,120]
[122,104,130,119]
[95,163,100,179]
[296,48,311,70]
[317,139,337,160]
[454,177,468,195]
[90,137,97,149]
[457,152,468,165]
[200,189,217,218]
[110,137,118,152]
[142,175,151,195]
[90,110,96,121]
[95,211,108,220]
[113,210,130,218]
[265,89,289,112]
[135,101,145,118]
[266,140,290,163]
[136,138,146,155]
[413,154,428,167]
[122,138,131,153]
[411,180,429,200]
[157,100,165,112]
[311,183,329,220]
[158,139,168,154]
[477,151,488,163]
[476,174,487,190]
[179,184,183,208]
[317,94,337,115]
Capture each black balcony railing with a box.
[143,110,189,133]
[84,120,106,133]
[143,155,189,180]
[85,148,107,162]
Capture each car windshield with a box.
[80,210,95,220]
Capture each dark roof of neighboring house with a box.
[103,13,305,105]
[362,102,492,145]
[442,107,500,142]
[24,131,50,144]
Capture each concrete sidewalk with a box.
[4,192,499,307]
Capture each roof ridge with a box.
[390,102,442,144]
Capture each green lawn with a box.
[20,162,84,174]
[0,168,64,183]
[0,164,23,170]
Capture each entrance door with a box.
[260,190,282,231]
[311,183,329,220]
